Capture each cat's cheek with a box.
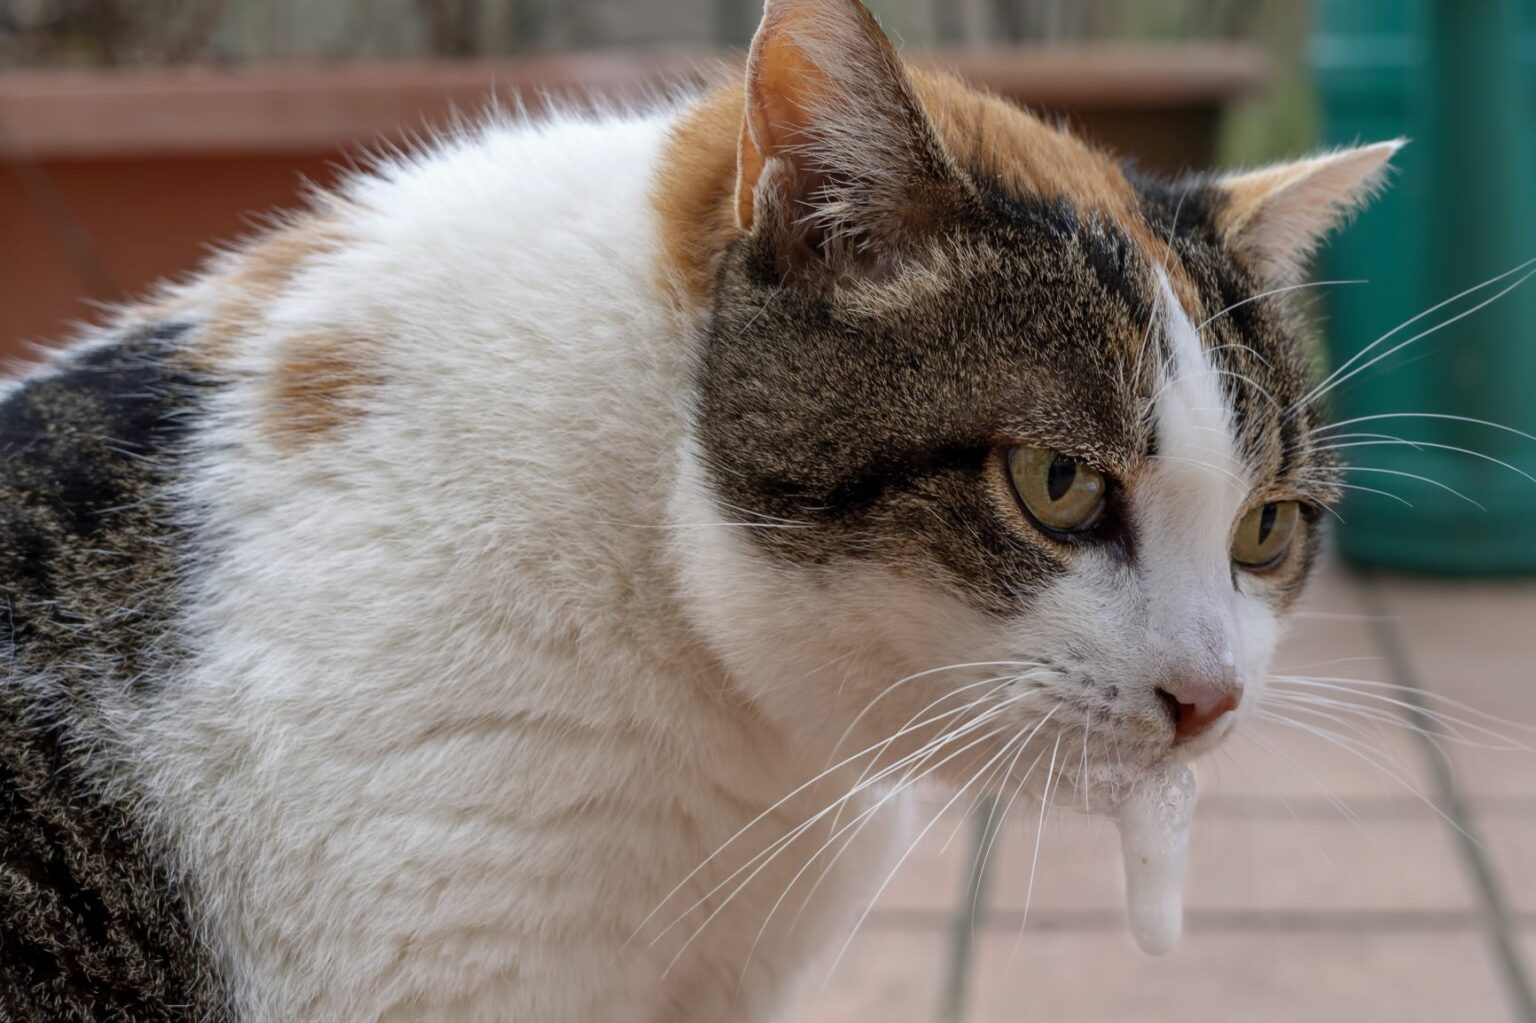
[668,447,1006,756]
[1229,594,1286,722]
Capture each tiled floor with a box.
[797,563,1536,1022]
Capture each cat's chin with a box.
[1050,737,1216,817]
[1045,761,1164,817]
[1052,729,1229,818]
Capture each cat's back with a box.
[0,103,706,1020]
[0,324,228,1017]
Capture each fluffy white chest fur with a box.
[126,111,902,1021]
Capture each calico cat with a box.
[0,0,1399,1018]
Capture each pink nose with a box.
[1156,680,1242,742]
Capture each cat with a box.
[0,0,1400,1019]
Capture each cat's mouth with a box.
[1031,690,1240,815]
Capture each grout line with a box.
[866,906,1536,935]
[1356,572,1536,1023]
[933,795,1000,1023]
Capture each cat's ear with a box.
[736,0,967,281]
[1213,140,1405,284]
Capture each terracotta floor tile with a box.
[1475,817,1536,913]
[971,931,1511,1023]
[793,931,948,1023]
[869,796,984,913]
[1370,578,1536,798]
[971,809,1473,916]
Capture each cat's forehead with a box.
[820,191,1313,483]
[908,69,1207,321]
[1127,173,1328,490]
[912,69,1317,430]
[708,172,1316,479]
[965,204,1315,491]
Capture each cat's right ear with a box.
[1213,140,1404,285]
[735,0,968,282]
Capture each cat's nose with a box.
[1155,675,1242,742]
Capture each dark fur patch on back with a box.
[1,324,229,1020]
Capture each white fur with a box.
[88,105,1291,1021]
[125,110,901,1022]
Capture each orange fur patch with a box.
[653,67,1204,318]
[652,80,747,311]
[165,217,375,449]
[192,218,346,370]
[134,214,376,449]
[266,329,382,450]
[909,70,1201,314]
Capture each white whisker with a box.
[829,671,1050,834]
[1265,691,1527,754]
[830,660,1048,763]
[658,686,1038,960]
[1254,711,1479,847]
[1268,675,1536,745]
[969,744,1049,932]
[1314,439,1536,485]
[1292,263,1536,416]
[1314,411,1536,445]
[632,673,1018,944]
[1301,465,1484,509]
[1009,733,1062,963]
[1242,727,1375,842]
[1306,430,1426,452]
[816,719,1037,990]
[1196,279,1364,332]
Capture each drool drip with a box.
[1111,763,1196,955]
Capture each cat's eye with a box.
[1231,501,1301,569]
[1007,446,1107,534]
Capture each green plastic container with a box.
[1312,0,1536,574]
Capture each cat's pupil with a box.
[1046,454,1078,502]
[1257,502,1278,544]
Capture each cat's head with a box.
[667,0,1398,799]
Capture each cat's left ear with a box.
[736,0,969,281]
[1214,140,1405,284]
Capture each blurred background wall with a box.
[0,0,1305,350]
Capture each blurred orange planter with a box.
[0,46,1263,358]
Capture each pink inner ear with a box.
[735,1,851,230]
[1218,141,1403,284]
[732,0,967,282]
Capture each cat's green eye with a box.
[1007,446,1107,534]
[1231,501,1301,569]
